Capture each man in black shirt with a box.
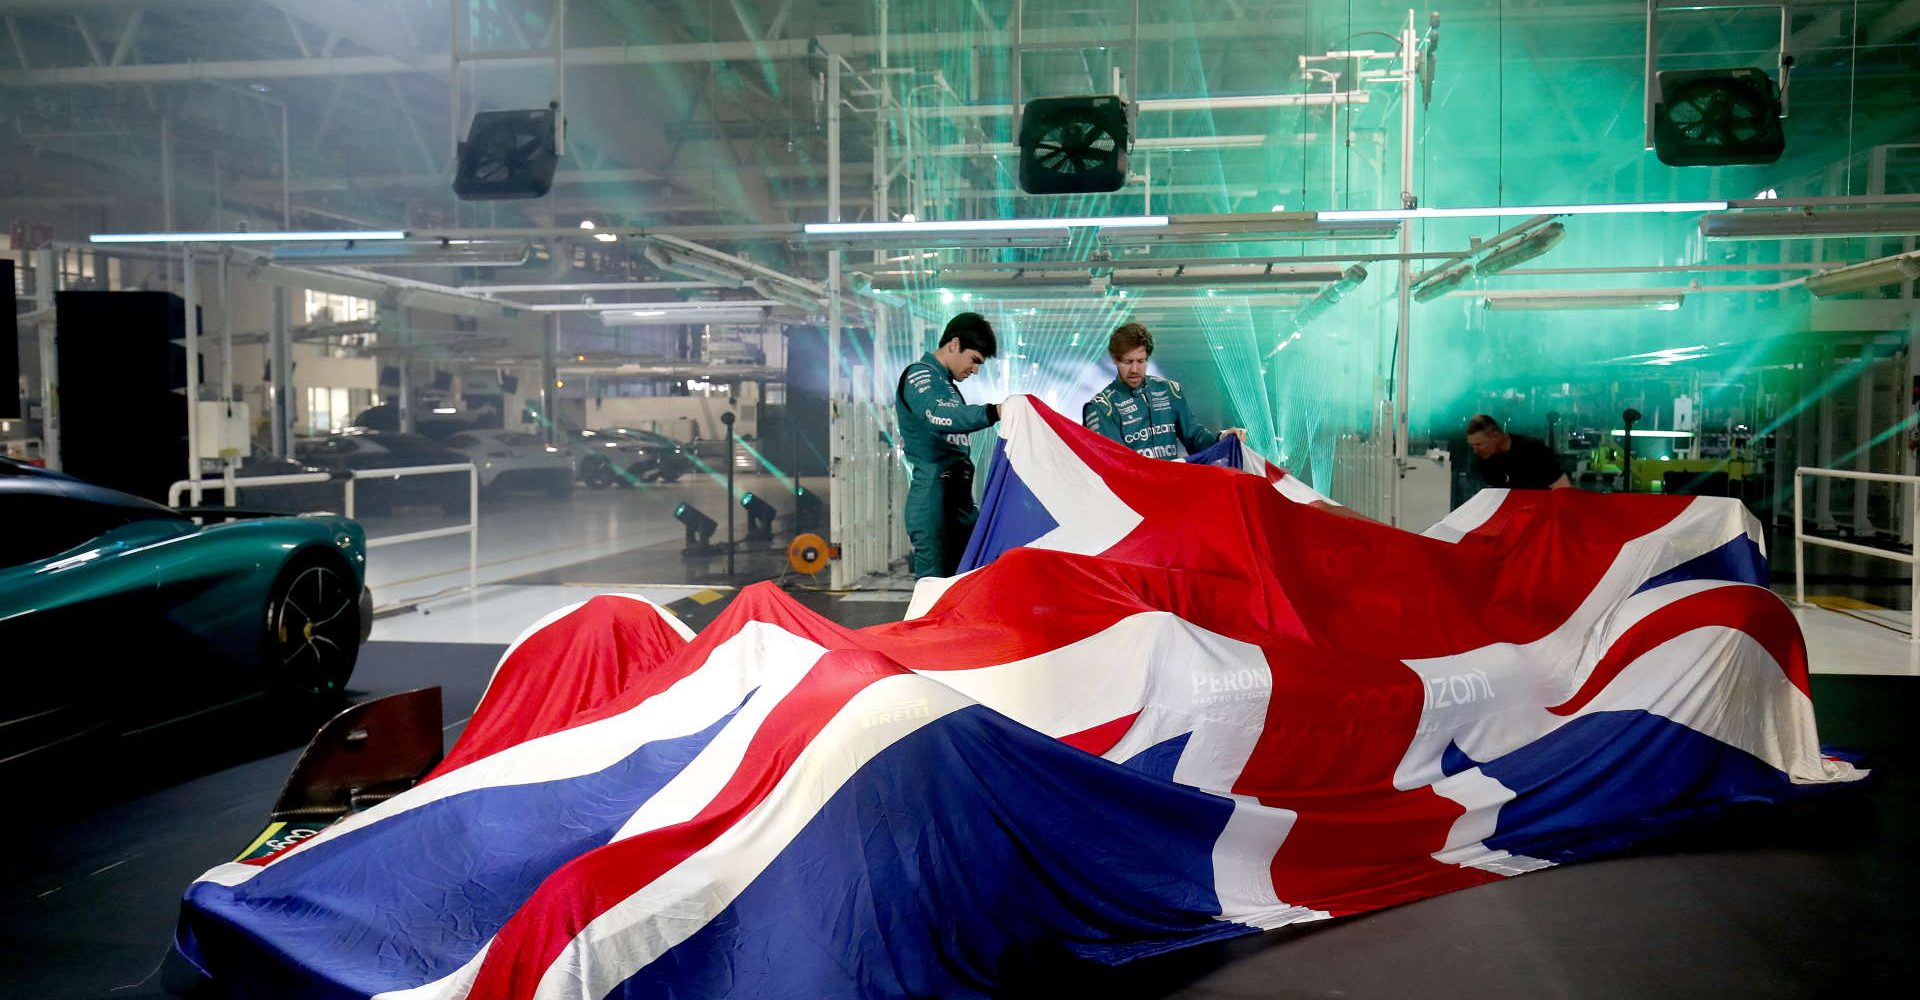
[1466,414,1571,490]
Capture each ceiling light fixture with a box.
[271,240,532,267]
[1801,250,1920,297]
[1413,261,1475,303]
[599,308,769,327]
[804,229,1072,250]
[1473,222,1567,276]
[1700,209,1920,240]
[643,243,749,288]
[1609,428,1694,438]
[1483,293,1684,311]
[92,229,409,244]
[1321,200,1726,222]
[1099,212,1398,245]
[1108,263,1349,289]
[803,215,1167,235]
[867,270,1095,292]
[752,278,827,311]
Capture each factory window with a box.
[57,249,116,290]
[304,290,377,324]
[301,387,378,435]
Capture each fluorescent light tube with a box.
[1100,212,1399,244]
[92,230,409,244]
[1610,429,1694,438]
[803,216,1167,235]
[805,230,1072,250]
[1320,201,1726,222]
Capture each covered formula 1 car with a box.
[173,397,1861,1000]
[0,457,372,773]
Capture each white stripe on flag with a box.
[197,622,826,889]
[532,674,975,1000]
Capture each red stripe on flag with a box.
[1548,585,1810,717]
[431,597,693,778]
[463,620,907,1000]
[1060,712,1141,755]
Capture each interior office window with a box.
[303,386,355,435]
[304,290,378,324]
[58,249,100,290]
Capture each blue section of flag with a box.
[179,704,746,999]
[1478,710,1804,863]
[1183,437,1243,468]
[1634,535,1768,595]
[1440,740,1483,778]
[958,440,1060,572]
[608,706,1252,1000]
[1121,732,1194,782]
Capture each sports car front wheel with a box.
[266,552,364,704]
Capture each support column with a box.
[1389,10,1417,527]
[1816,350,1837,532]
[1855,358,1878,535]
[541,314,558,446]
[219,253,233,400]
[184,248,202,503]
[1906,315,1920,547]
[270,286,291,456]
[398,355,414,435]
[827,48,848,590]
[33,247,59,470]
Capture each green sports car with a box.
[0,457,372,770]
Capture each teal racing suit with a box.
[894,351,999,577]
[1082,375,1219,459]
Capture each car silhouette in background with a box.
[0,457,372,774]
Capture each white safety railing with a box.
[168,470,331,508]
[1793,466,1919,643]
[170,462,480,594]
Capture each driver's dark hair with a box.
[939,312,997,359]
[1466,413,1504,436]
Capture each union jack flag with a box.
[177,396,1862,999]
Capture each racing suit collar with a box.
[922,351,966,384]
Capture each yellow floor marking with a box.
[690,589,725,606]
[1806,595,1884,611]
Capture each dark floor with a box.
[2,624,1912,999]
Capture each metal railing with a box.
[170,462,480,594]
[1793,466,1919,643]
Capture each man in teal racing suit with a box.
[894,312,1001,578]
[1083,322,1244,459]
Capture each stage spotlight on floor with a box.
[792,485,824,532]
[739,492,778,541]
[675,502,717,552]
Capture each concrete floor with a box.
[353,471,799,611]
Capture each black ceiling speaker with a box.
[453,108,561,200]
[1018,95,1135,195]
[1652,68,1784,167]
